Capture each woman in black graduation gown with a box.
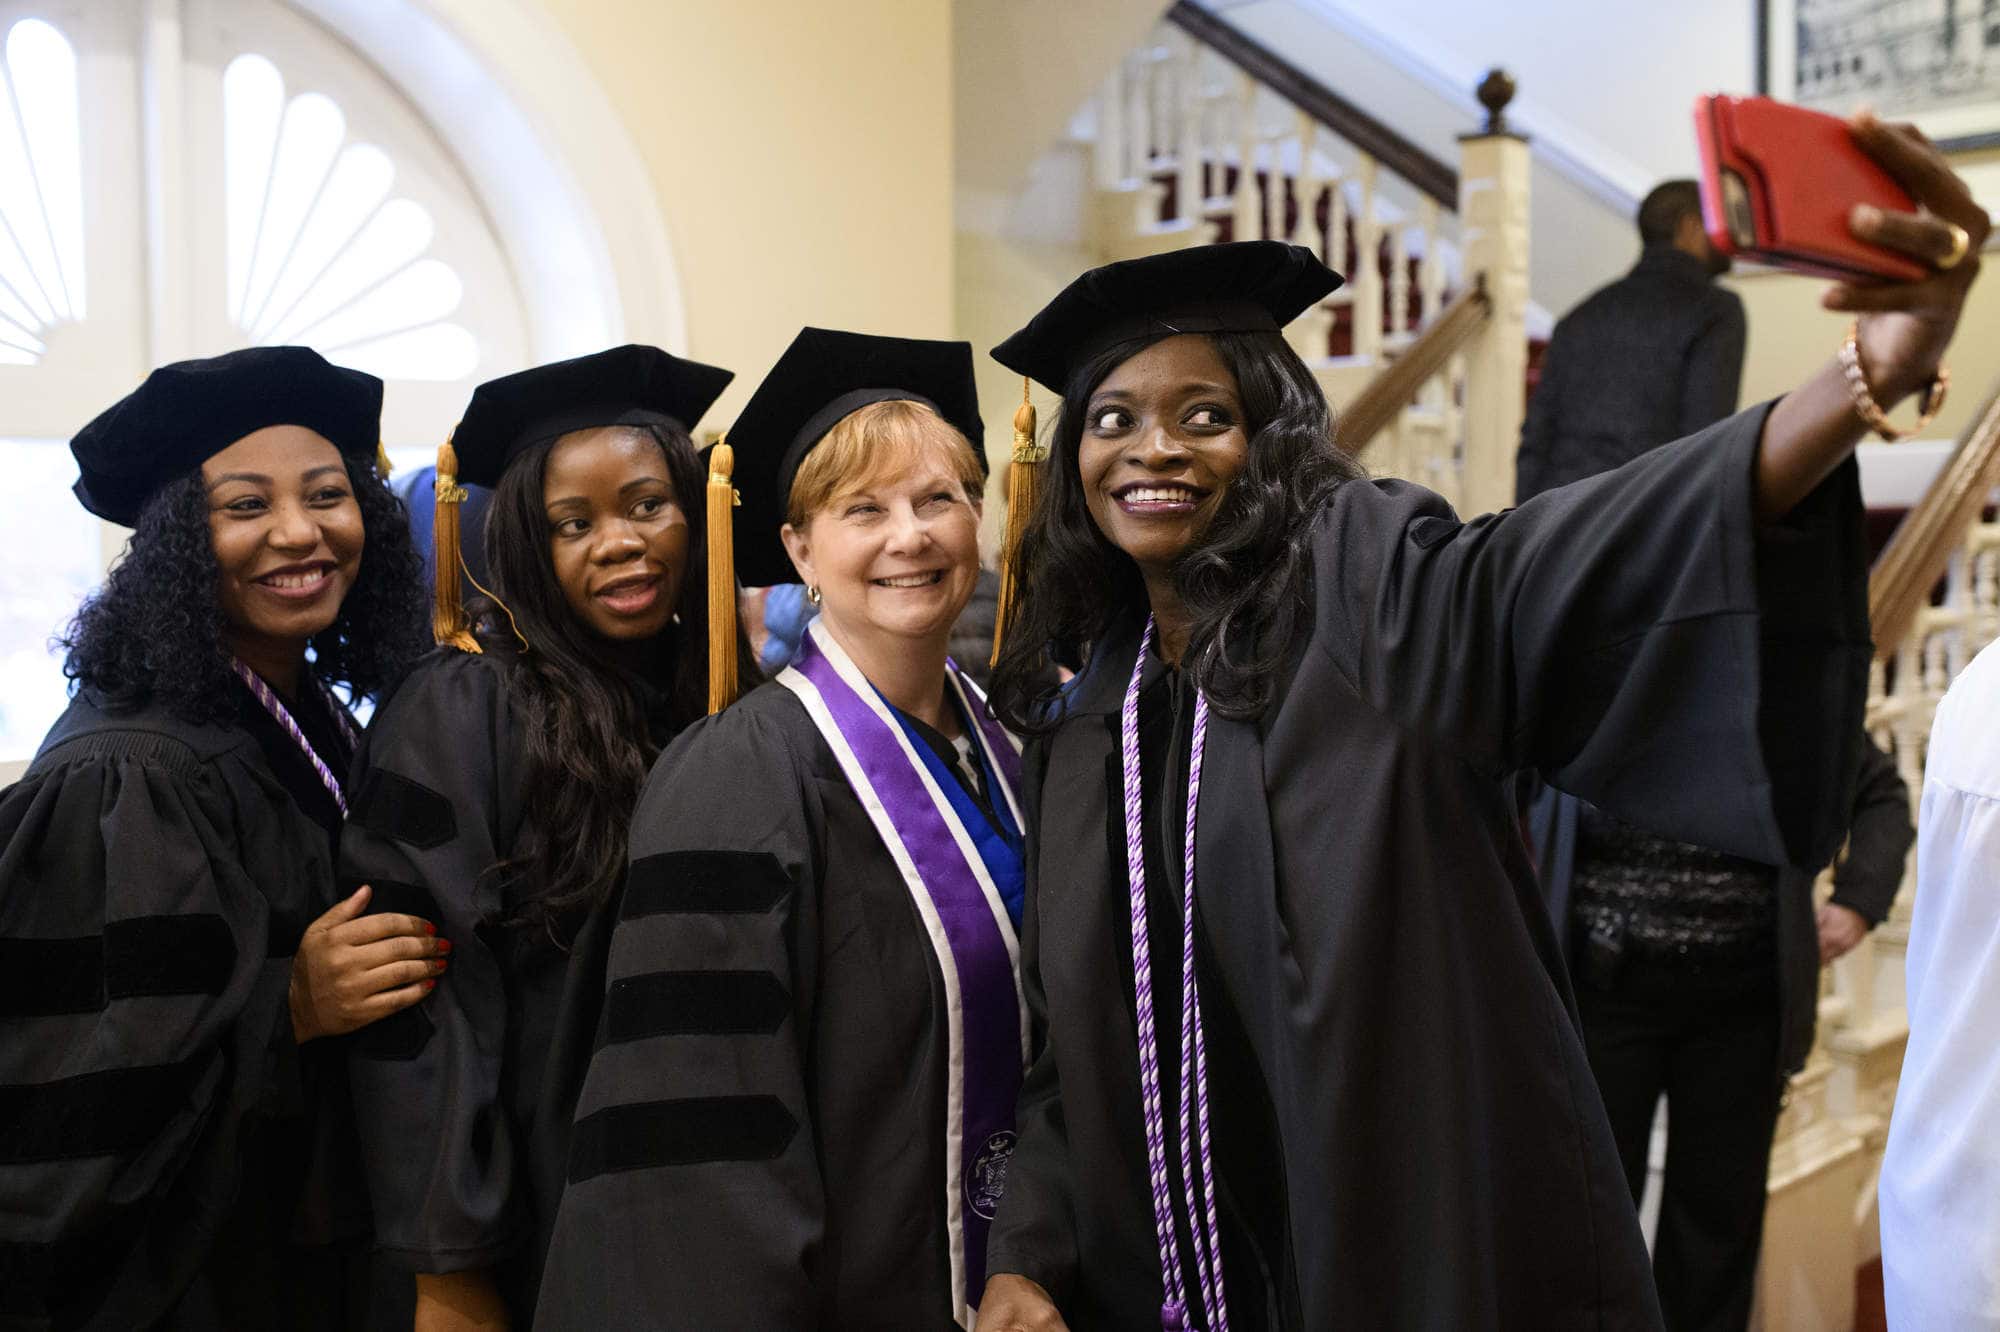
[536,330,1026,1329]
[337,345,751,1328]
[974,120,1988,1332]
[0,346,437,1329]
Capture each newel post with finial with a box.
[1456,67,1531,517]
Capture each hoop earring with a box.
[806,585,823,606]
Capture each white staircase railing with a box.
[1082,9,1529,517]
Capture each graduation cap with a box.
[430,344,734,654]
[69,346,383,526]
[725,328,983,589]
[983,242,1343,661]
[702,328,983,709]
[444,343,734,489]
[990,240,1343,394]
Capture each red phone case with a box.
[1693,94,1926,283]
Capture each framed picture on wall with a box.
[1758,0,2000,152]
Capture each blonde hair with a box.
[786,398,985,529]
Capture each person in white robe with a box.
[1880,635,2000,1329]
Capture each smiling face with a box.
[1077,334,1251,584]
[779,415,983,651]
[204,425,364,661]
[543,425,689,643]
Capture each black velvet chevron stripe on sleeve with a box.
[600,970,791,1044]
[349,767,459,850]
[0,1057,210,1163]
[621,850,793,919]
[566,1095,799,1184]
[0,915,237,1017]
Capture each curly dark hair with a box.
[990,328,1364,730]
[478,423,762,938]
[62,455,430,723]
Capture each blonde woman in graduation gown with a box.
[538,330,1026,1330]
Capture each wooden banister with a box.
[1870,377,2000,657]
[1337,275,1490,456]
[1163,1,1458,208]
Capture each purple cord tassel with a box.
[1122,618,1230,1332]
[229,659,356,814]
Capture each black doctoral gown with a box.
[537,681,1009,1330]
[0,682,374,1330]
[339,646,653,1322]
[986,406,1869,1330]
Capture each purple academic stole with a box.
[780,621,1026,1328]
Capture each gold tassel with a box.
[375,438,393,480]
[706,440,739,713]
[432,439,482,654]
[990,377,1043,668]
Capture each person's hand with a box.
[289,885,446,1042]
[975,1274,1069,1332]
[1826,110,1990,404]
[1817,901,1870,965]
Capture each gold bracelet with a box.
[1839,321,1948,442]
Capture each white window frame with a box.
[1,0,684,781]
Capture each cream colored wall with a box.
[956,225,1095,546]
[526,0,955,424]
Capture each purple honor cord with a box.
[1123,618,1228,1332]
[229,658,358,815]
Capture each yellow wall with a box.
[528,0,956,422]
[955,226,1096,545]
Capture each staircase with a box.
[1078,3,1528,517]
[1065,8,2000,1330]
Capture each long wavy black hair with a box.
[990,328,1364,730]
[478,423,761,938]
[62,455,430,723]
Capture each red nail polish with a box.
[424,979,437,992]
[424,921,437,936]
[434,958,449,972]
[436,938,453,954]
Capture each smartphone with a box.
[1693,94,1927,283]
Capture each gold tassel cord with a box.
[375,438,394,480]
[706,441,739,713]
[431,440,482,654]
[990,376,1043,669]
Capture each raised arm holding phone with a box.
[974,110,1985,1332]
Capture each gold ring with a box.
[1938,222,1971,271]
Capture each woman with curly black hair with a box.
[337,345,756,1329]
[976,116,1987,1332]
[0,345,439,1330]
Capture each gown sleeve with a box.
[982,738,1080,1298]
[339,652,521,1274]
[0,727,310,1328]
[1315,402,1869,869]
[1828,736,1912,924]
[535,702,825,1331]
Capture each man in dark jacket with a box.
[1526,744,1910,1331]
[1516,179,1747,501]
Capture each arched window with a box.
[0,0,560,770]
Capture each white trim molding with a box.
[290,0,687,358]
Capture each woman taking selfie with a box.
[0,347,434,1328]
[976,115,1987,1331]
[338,345,748,1329]
[537,330,1023,1329]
